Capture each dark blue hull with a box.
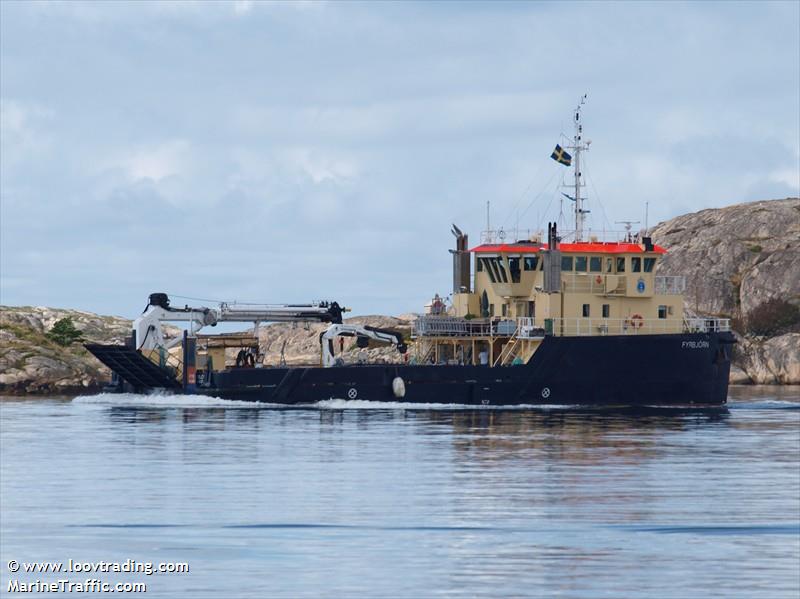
[194,332,735,406]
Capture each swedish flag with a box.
[551,144,572,166]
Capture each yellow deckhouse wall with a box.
[452,249,683,327]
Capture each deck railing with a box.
[414,315,730,339]
[654,275,686,295]
[142,344,184,378]
[544,317,730,337]
[414,316,544,339]
[560,273,686,295]
[413,316,493,337]
[561,273,626,295]
[683,317,732,333]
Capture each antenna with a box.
[645,201,649,232]
[616,220,641,243]
[486,200,491,243]
[565,93,590,241]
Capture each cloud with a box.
[1,1,798,317]
[0,98,54,169]
[108,139,192,182]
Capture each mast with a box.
[569,94,590,241]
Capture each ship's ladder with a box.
[418,340,436,365]
[493,330,521,367]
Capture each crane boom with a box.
[320,323,407,368]
[134,293,346,351]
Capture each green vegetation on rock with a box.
[46,317,85,346]
[745,299,800,337]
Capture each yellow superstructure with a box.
[413,223,705,368]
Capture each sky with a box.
[1,0,798,319]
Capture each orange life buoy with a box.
[629,314,644,329]
[595,275,603,284]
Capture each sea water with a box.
[1,387,798,598]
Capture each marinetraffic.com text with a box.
[6,558,190,594]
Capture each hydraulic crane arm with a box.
[133,292,346,351]
[320,323,407,367]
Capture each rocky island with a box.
[2,198,798,395]
[651,198,799,384]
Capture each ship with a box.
[86,99,735,406]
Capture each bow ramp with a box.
[85,344,181,392]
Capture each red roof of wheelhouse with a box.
[469,242,667,254]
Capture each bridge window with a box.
[631,257,642,272]
[481,257,509,283]
[476,258,483,272]
[602,304,610,318]
[561,256,573,271]
[644,257,656,272]
[605,258,613,273]
[480,259,496,283]
[502,304,508,317]
[589,257,602,272]
[658,305,668,319]
[616,257,626,272]
[489,303,495,317]
[509,257,521,283]
[495,259,508,283]
[582,304,590,317]
[524,256,539,271]
[575,256,587,272]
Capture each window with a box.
[582,304,590,317]
[602,304,610,318]
[561,256,573,271]
[589,257,602,272]
[644,257,656,273]
[631,257,642,272]
[605,258,613,273]
[476,258,483,272]
[527,301,535,317]
[524,256,539,271]
[502,303,508,317]
[495,258,508,283]
[658,305,668,319]
[616,257,626,272]
[489,304,495,317]
[575,256,587,272]
[508,257,521,283]
[481,259,496,283]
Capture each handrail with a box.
[493,330,518,367]
[543,317,730,337]
[561,273,627,295]
[143,344,185,378]
[655,276,686,295]
[414,316,546,339]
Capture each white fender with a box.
[392,376,406,398]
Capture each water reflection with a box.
[1,392,797,599]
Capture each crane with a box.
[319,323,407,368]
[134,292,346,351]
